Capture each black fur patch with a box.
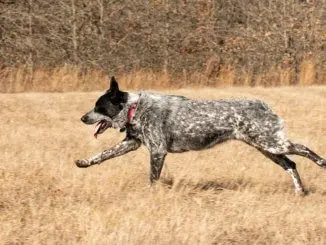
[94,77,127,118]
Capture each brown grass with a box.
[1,87,326,244]
[0,60,325,93]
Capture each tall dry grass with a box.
[1,87,326,244]
[0,60,324,92]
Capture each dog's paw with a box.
[318,159,326,168]
[321,160,326,168]
[75,159,91,168]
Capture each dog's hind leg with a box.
[242,128,325,168]
[258,150,305,194]
[75,138,141,168]
[286,143,326,168]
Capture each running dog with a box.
[75,77,326,194]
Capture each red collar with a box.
[127,103,137,123]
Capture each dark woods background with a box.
[1,0,325,90]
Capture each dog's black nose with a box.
[81,115,88,123]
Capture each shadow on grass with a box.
[158,176,319,196]
[159,177,254,193]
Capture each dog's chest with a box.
[126,122,144,141]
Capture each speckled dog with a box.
[76,77,326,194]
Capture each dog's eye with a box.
[95,107,107,115]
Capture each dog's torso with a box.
[126,92,286,153]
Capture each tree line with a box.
[1,0,325,85]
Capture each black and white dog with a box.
[76,77,325,194]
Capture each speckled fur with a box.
[128,92,289,154]
[76,78,326,194]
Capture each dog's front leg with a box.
[75,138,141,168]
[149,151,167,184]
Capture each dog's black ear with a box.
[109,76,119,92]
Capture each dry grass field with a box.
[1,87,326,244]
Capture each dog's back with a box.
[131,92,285,153]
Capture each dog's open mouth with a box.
[94,120,111,138]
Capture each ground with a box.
[1,87,326,244]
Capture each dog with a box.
[75,76,325,194]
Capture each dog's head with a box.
[81,76,128,138]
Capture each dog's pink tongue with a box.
[93,123,101,139]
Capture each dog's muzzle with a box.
[81,115,91,124]
[80,110,105,125]
[80,111,113,138]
